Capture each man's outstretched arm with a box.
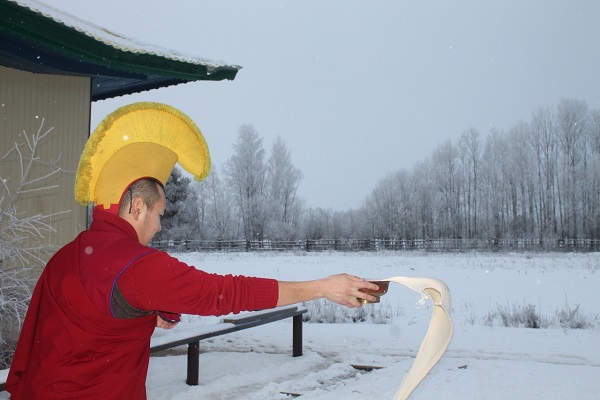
[277,274,379,308]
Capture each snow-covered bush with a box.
[481,302,546,328]
[554,301,597,330]
[302,298,400,324]
[0,267,35,368]
[0,119,64,369]
[480,300,598,330]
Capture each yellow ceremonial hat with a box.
[75,102,211,209]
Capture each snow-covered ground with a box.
[147,251,600,399]
[2,251,599,399]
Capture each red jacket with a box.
[6,209,278,399]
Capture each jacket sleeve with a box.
[116,251,279,316]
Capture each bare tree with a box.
[303,207,333,240]
[431,140,461,239]
[195,166,235,240]
[224,125,267,240]
[411,159,434,239]
[529,106,559,239]
[508,122,536,238]
[591,109,600,154]
[480,129,504,239]
[458,128,482,239]
[556,98,588,237]
[586,109,600,237]
[363,171,405,239]
[266,136,303,238]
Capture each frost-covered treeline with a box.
[362,97,600,241]
[161,97,600,242]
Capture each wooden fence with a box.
[150,238,600,253]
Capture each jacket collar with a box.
[90,207,139,243]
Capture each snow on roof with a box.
[11,0,239,71]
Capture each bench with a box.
[150,305,308,385]
[0,305,307,392]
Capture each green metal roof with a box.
[0,0,240,101]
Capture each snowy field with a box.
[2,251,599,399]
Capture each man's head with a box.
[119,178,166,245]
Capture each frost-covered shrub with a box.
[553,301,597,330]
[0,120,63,368]
[482,303,547,329]
[0,268,35,368]
[479,300,598,330]
[302,299,399,324]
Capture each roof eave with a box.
[0,0,240,100]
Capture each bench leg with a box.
[292,314,303,357]
[186,341,200,385]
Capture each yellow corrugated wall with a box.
[0,65,90,262]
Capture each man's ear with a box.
[131,197,145,220]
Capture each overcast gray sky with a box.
[45,0,600,210]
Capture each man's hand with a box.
[320,274,380,307]
[277,273,379,308]
[156,315,178,329]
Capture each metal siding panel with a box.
[0,65,90,261]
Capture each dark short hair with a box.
[118,178,164,216]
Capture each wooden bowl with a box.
[358,280,390,304]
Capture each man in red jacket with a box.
[7,178,376,399]
[6,103,378,399]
